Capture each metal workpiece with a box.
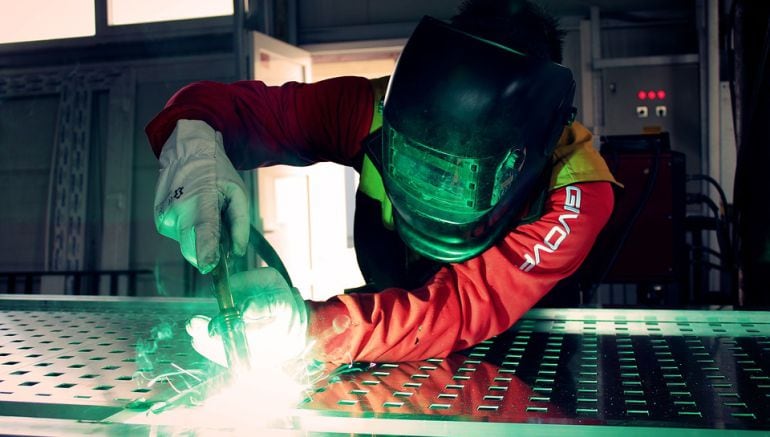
[0,296,216,412]
[1,296,769,436]
[307,311,770,433]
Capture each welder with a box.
[147,0,619,366]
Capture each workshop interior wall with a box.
[0,0,708,299]
[298,0,461,33]
[0,96,58,271]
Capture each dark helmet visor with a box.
[382,16,576,262]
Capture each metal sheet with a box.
[0,295,768,435]
[0,296,215,414]
[305,316,770,430]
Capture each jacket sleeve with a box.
[308,181,614,363]
[145,77,375,169]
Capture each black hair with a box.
[450,0,565,64]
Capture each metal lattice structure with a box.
[0,68,127,277]
[0,296,768,435]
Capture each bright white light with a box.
[138,366,310,431]
[108,0,233,26]
[0,0,95,44]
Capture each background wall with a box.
[0,0,725,302]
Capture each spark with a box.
[129,317,357,431]
[138,351,324,431]
[172,362,202,382]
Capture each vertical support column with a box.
[45,77,93,292]
[706,0,722,294]
[734,0,770,306]
[234,0,246,80]
[579,20,595,132]
[99,71,136,295]
[287,0,298,45]
[707,0,721,199]
[94,0,108,35]
[718,83,736,202]
[696,0,709,195]
[590,7,604,138]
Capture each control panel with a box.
[602,64,701,176]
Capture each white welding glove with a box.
[154,119,249,274]
[185,267,308,369]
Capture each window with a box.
[0,0,95,44]
[107,0,233,26]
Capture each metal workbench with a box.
[0,294,768,435]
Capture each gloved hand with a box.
[154,119,249,274]
[185,267,308,368]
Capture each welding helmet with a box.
[380,16,577,262]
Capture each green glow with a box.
[179,227,200,271]
[152,323,174,341]
[135,321,175,373]
[158,205,211,273]
[387,126,517,221]
[153,262,167,296]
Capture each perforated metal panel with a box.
[0,296,214,416]
[0,296,768,436]
[306,311,770,431]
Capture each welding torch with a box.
[209,232,252,375]
[206,221,297,376]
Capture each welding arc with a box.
[207,221,293,373]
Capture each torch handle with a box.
[210,230,251,373]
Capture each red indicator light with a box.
[637,90,647,100]
[657,90,666,99]
[647,91,657,100]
